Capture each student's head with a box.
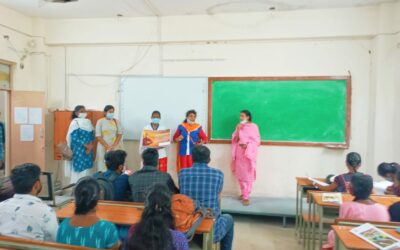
[103,105,115,120]
[74,177,100,215]
[72,105,86,120]
[128,184,174,250]
[151,110,161,124]
[184,109,197,124]
[105,150,127,174]
[378,162,399,182]
[193,145,211,164]
[240,110,252,122]
[345,152,361,172]
[10,163,42,196]
[350,173,373,201]
[142,148,159,167]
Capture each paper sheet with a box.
[14,107,28,124]
[20,124,34,141]
[308,177,329,187]
[28,108,42,125]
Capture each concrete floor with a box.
[191,215,302,250]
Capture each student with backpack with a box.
[93,150,131,201]
[125,184,189,250]
[179,145,234,250]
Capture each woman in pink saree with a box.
[231,110,261,206]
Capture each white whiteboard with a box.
[120,77,208,140]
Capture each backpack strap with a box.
[185,208,206,241]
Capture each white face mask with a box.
[78,113,87,119]
[240,120,248,124]
[187,120,194,125]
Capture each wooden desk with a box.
[56,201,214,250]
[332,225,400,250]
[295,177,325,244]
[308,193,400,250]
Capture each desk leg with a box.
[295,184,300,236]
[318,205,324,250]
[311,202,316,250]
[203,226,214,250]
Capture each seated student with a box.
[314,152,362,192]
[377,162,400,195]
[179,145,234,250]
[323,173,390,249]
[0,163,59,241]
[125,184,189,250]
[57,177,120,249]
[0,176,14,202]
[129,148,177,202]
[93,150,131,201]
[389,202,400,222]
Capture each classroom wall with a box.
[1,2,399,197]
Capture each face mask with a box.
[240,120,248,124]
[187,120,193,125]
[152,118,161,124]
[78,113,87,119]
[106,113,114,120]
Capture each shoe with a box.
[242,199,250,206]
[239,195,243,200]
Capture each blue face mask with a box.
[106,113,114,120]
[152,118,161,124]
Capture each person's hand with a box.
[175,135,184,142]
[239,144,247,149]
[236,124,243,131]
[235,135,240,143]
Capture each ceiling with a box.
[0,0,396,18]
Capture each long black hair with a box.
[127,184,174,250]
[351,173,373,201]
[346,152,361,173]
[74,177,100,215]
[378,162,399,177]
[240,110,252,122]
[183,109,197,123]
[71,105,85,120]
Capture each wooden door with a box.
[10,91,46,169]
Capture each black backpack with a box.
[94,171,119,201]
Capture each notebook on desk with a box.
[38,172,73,207]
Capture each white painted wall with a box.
[1,2,399,198]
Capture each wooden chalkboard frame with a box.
[207,76,352,148]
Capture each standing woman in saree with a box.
[65,105,95,184]
[231,110,260,206]
[95,105,123,172]
[173,110,208,172]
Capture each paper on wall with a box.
[20,124,34,141]
[14,107,28,124]
[28,108,42,125]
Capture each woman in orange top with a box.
[173,110,208,172]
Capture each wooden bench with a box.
[0,235,95,250]
[56,200,215,250]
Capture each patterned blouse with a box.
[0,194,59,241]
[57,218,119,249]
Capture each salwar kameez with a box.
[95,118,124,172]
[231,122,260,200]
[64,118,94,184]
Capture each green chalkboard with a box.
[208,77,351,147]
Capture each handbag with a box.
[57,142,73,161]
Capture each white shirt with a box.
[0,194,59,241]
[139,124,169,159]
